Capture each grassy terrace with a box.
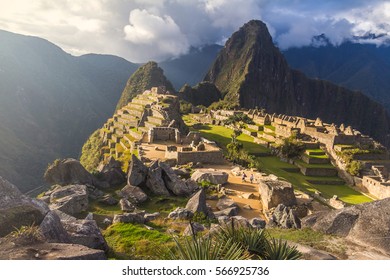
[189,122,371,205]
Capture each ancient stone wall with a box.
[165,150,224,165]
[361,176,390,199]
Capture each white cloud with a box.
[0,0,389,62]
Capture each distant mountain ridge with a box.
[204,20,390,146]
[283,40,390,111]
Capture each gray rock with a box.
[97,157,126,186]
[216,197,238,210]
[119,198,136,212]
[144,212,160,223]
[113,212,145,224]
[258,180,297,210]
[99,194,118,206]
[185,189,214,218]
[214,206,239,217]
[269,204,301,229]
[250,218,266,229]
[44,158,105,188]
[119,185,148,204]
[103,218,112,225]
[39,211,70,243]
[87,185,105,200]
[39,195,51,204]
[218,216,251,228]
[127,154,148,186]
[49,185,88,216]
[329,195,346,209]
[61,219,108,251]
[168,207,194,220]
[145,161,170,196]
[173,168,190,178]
[0,177,50,237]
[183,223,205,236]
[159,162,197,196]
[191,169,229,185]
[302,198,390,255]
[85,213,94,220]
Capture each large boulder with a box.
[98,194,118,206]
[0,177,50,237]
[49,185,88,216]
[119,198,136,212]
[97,157,126,186]
[191,169,229,185]
[61,218,108,251]
[214,207,238,217]
[258,179,297,210]
[44,158,105,188]
[159,162,197,196]
[145,161,170,196]
[183,223,205,236]
[216,197,238,210]
[268,204,301,229]
[168,207,194,220]
[185,189,214,218]
[127,154,148,186]
[113,212,145,224]
[302,198,390,254]
[39,211,71,243]
[118,185,148,204]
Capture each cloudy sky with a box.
[0,0,389,62]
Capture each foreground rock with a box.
[118,185,148,204]
[185,189,214,218]
[127,154,148,186]
[61,217,108,251]
[0,240,106,260]
[302,198,390,255]
[191,169,229,185]
[39,211,71,243]
[145,161,170,196]
[49,185,88,215]
[259,180,297,210]
[113,212,146,224]
[183,223,205,236]
[168,207,194,220]
[160,162,198,196]
[44,158,105,188]
[0,177,49,237]
[268,204,301,229]
[216,197,238,210]
[97,157,126,186]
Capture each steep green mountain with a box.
[115,61,175,110]
[179,81,222,107]
[204,20,390,146]
[283,41,390,111]
[0,30,137,191]
[160,45,222,89]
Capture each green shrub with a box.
[80,129,103,172]
[346,160,363,176]
[277,136,305,159]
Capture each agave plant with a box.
[165,235,251,260]
[262,237,302,260]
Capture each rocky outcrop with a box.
[0,241,106,260]
[118,185,148,204]
[39,211,70,243]
[98,194,118,206]
[49,185,88,216]
[113,212,146,224]
[302,197,390,254]
[145,161,170,196]
[119,198,136,212]
[191,169,228,185]
[159,162,198,196]
[216,197,238,210]
[97,157,126,186]
[183,222,205,236]
[168,207,194,220]
[0,177,50,237]
[61,217,108,251]
[259,180,297,210]
[44,158,105,188]
[127,154,148,187]
[268,204,301,229]
[185,189,214,218]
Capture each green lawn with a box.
[186,121,372,205]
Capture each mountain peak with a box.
[204,20,390,146]
[115,61,175,110]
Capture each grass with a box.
[141,196,188,216]
[184,118,371,205]
[103,223,173,259]
[294,159,335,169]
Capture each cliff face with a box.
[179,81,222,107]
[204,20,390,146]
[116,61,175,110]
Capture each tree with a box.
[277,136,305,159]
